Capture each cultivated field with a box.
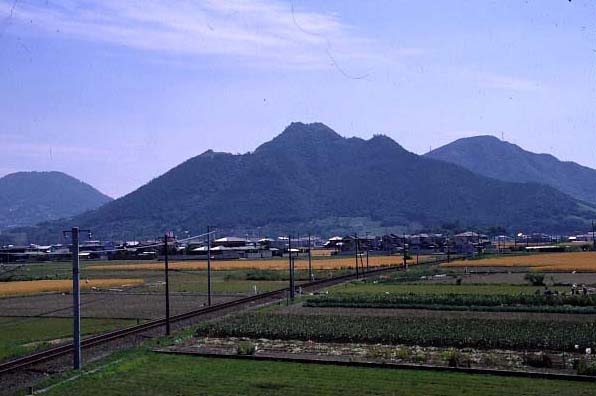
[5,253,596,394]
[0,278,144,297]
[443,251,596,271]
[0,317,136,362]
[179,262,596,378]
[87,255,421,271]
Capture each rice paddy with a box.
[87,255,425,272]
[442,252,596,272]
[0,278,145,296]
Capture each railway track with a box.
[0,262,417,376]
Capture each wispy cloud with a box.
[1,0,423,70]
[477,72,544,92]
[0,134,109,158]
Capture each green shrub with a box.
[523,353,552,368]
[576,359,596,376]
[524,272,545,286]
[367,346,392,360]
[236,340,256,355]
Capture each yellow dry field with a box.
[443,252,596,272]
[0,279,145,297]
[88,255,427,271]
[311,249,334,257]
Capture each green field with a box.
[0,317,137,361]
[36,352,596,396]
[328,282,566,295]
[200,312,596,351]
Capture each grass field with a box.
[327,282,566,295]
[87,255,420,272]
[0,278,144,296]
[443,252,596,272]
[0,317,137,361]
[37,352,596,396]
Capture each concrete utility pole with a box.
[308,234,313,281]
[63,227,91,370]
[207,226,214,306]
[354,234,359,279]
[164,232,172,336]
[403,233,408,270]
[288,235,295,300]
[592,220,595,251]
[71,227,81,370]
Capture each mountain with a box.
[0,171,112,230]
[8,123,596,243]
[426,136,596,204]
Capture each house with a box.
[452,232,490,254]
[323,235,377,254]
[192,236,273,259]
[409,233,446,251]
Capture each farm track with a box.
[1,260,438,386]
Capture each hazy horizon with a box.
[1,0,594,198]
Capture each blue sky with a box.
[1,0,594,197]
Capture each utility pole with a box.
[63,227,91,370]
[592,220,596,251]
[403,233,408,270]
[365,232,370,272]
[71,227,81,370]
[164,232,172,336]
[354,234,359,279]
[307,234,313,281]
[288,235,295,300]
[207,226,214,306]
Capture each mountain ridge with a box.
[0,171,112,231]
[426,136,596,204]
[3,124,595,243]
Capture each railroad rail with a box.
[0,256,458,376]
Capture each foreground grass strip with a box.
[0,279,144,297]
[200,313,596,352]
[39,352,596,396]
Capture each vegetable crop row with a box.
[306,293,596,308]
[199,313,596,352]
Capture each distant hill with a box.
[0,171,112,230]
[9,124,596,243]
[426,135,596,204]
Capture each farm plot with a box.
[443,252,596,272]
[0,316,136,361]
[87,255,416,272]
[198,312,596,352]
[326,282,567,295]
[276,306,596,322]
[0,278,144,297]
[0,291,228,320]
[304,293,596,314]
